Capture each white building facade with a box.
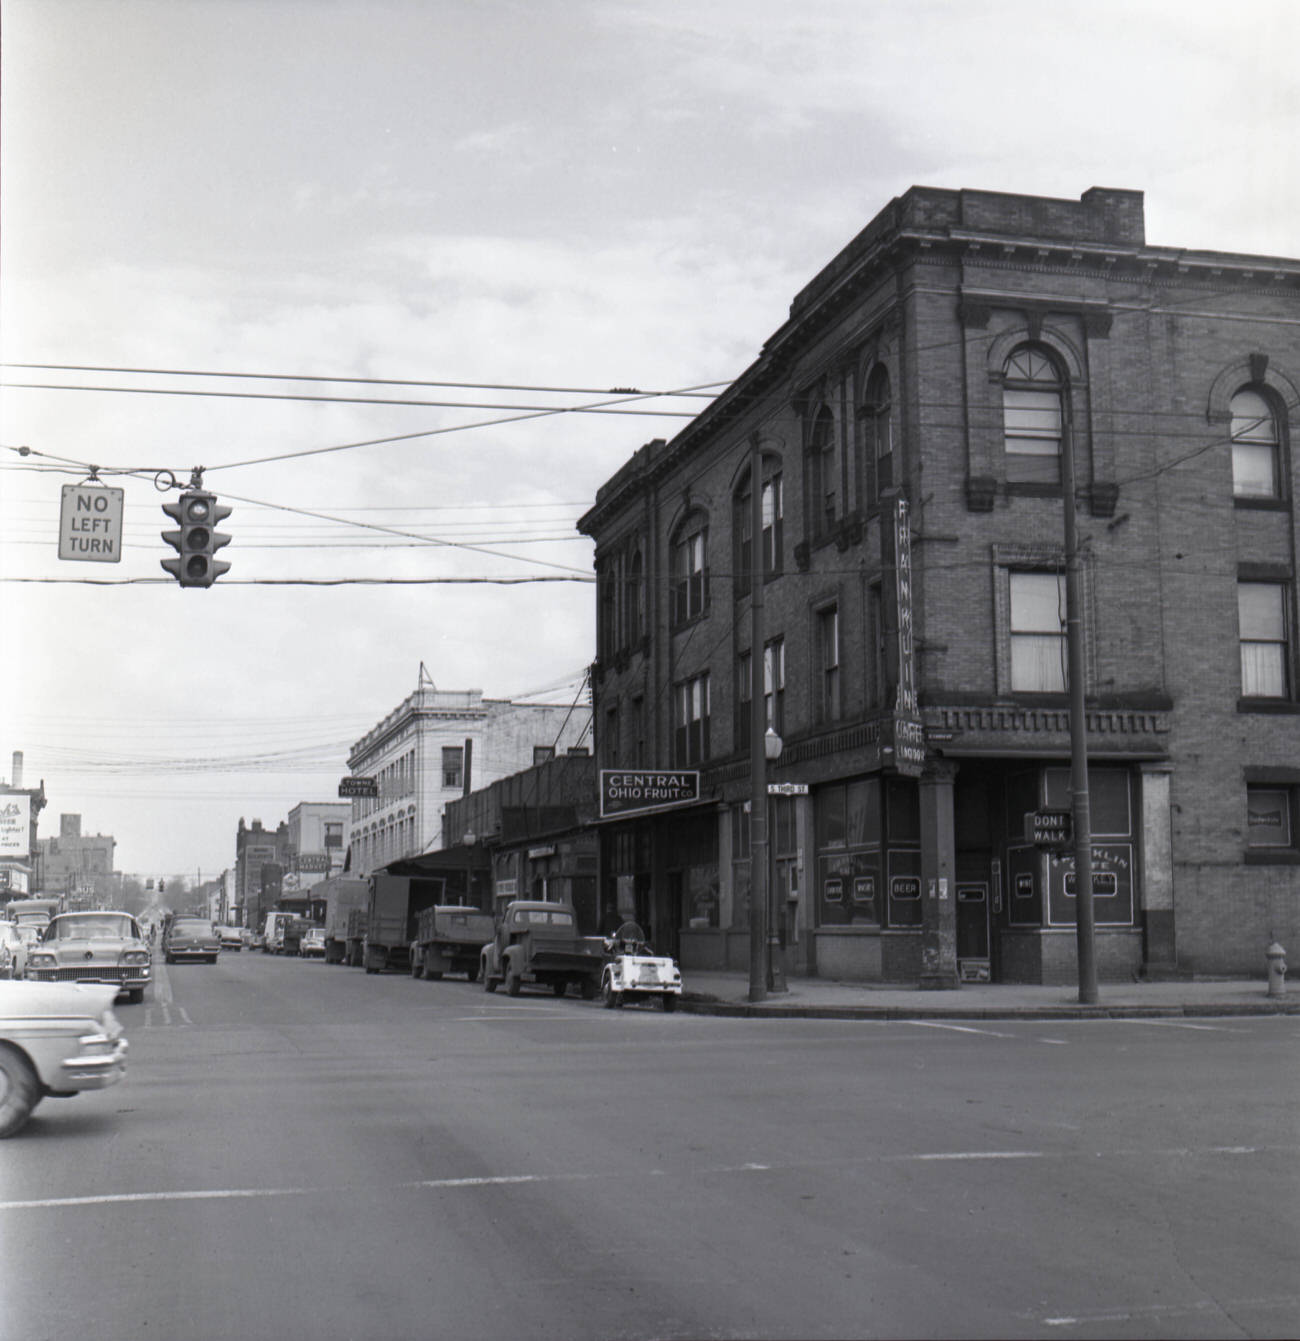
[345,682,591,877]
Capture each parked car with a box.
[162,916,221,964]
[0,922,28,980]
[0,980,129,1137]
[299,927,326,958]
[600,923,683,1010]
[217,926,244,952]
[25,911,153,1004]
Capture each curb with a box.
[678,996,1300,1022]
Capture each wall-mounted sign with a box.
[767,782,809,796]
[0,796,31,856]
[600,769,700,819]
[59,484,124,563]
[338,776,378,798]
[1025,809,1072,847]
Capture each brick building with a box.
[35,813,116,909]
[579,185,1300,984]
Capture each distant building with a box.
[34,813,116,909]
[580,185,1300,984]
[287,801,349,885]
[345,669,592,877]
[235,817,293,932]
[0,751,46,898]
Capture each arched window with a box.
[1003,346,1064,484]
[863,365,893,502]
[1230,387,1282,499]
[598,561,617,659]
[808,406,837,534]
[670,515,709,625]
[733,464,784,597]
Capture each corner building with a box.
[579,186,1300,985]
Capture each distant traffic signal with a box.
[161,491,232,587]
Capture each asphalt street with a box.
[3,950,1297,1341]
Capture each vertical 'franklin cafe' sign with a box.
[882,495,925,776]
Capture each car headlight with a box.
[122,950,151,966]
[29,951,57,968]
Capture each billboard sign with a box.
[0,796,31,856]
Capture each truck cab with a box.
[480,901,604,999]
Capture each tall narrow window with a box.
[1239,581,1290,698]
[809,408,837,535]
[864,365,893,503]
[441,746,464,789]
[737,652,753,748]
[671,522,708,624]
[1231,388,1281,499]
[734,483,753,599]
[674,673,711,765]
[817,606,840,723]
[1003,346,1063,484]
[1009,571,1067,692]
[624,549,645,644]
[762,474,784,575]
[764,637,786,736]
[598,561,617,660]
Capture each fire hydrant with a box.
[1266,941,1287,998]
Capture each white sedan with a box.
[0,980,129,1137]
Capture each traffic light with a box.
[161,491,232,587]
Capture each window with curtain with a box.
[671,522,708,624]
[1003,346,1064,484]
[674,672,711,765]
[1231,388,1282,499]
[1239,581,1290,698]
[764,637,786,736]
[1010,571,1067,692]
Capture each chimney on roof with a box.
[11,752,22,788]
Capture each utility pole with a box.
[748,433,769,1003]
[1062,408,1099,1004]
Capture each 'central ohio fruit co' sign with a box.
[600,770,700,820]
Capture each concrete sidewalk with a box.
[678,969,1298,1020]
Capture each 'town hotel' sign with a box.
[600,770,700,820]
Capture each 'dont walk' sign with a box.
[59,484,125,563]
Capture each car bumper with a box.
[60,1035,129,1089]
[28,968,152,990]
[168,947,218,959]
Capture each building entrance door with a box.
[956,881,991,982]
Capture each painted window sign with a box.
[1048,843,1134,926]
[1015,871,1035,898]
[824,876,844,903]
[890,876,921,900]
[852,875,875,904]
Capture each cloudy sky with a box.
[2,0,1296,883]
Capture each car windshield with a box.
[51,915,137,941]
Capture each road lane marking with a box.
[1040,1293,1300,1328]
[906,1021,1016,1038]
[1112,1018,1244,1032]
[5,1144,1293,1214]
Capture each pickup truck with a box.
[412,905,494,981]
[480,901,604,999]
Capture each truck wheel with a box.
[0,1045,41,1139]
[484,973,497,993]
[423,966,443,981]
[466,961,479,983]
[662,994,677,1012]
[580,978,597,1001]
[552,981,567,998]
[506,968,522,997]
[602,980,622,1009]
